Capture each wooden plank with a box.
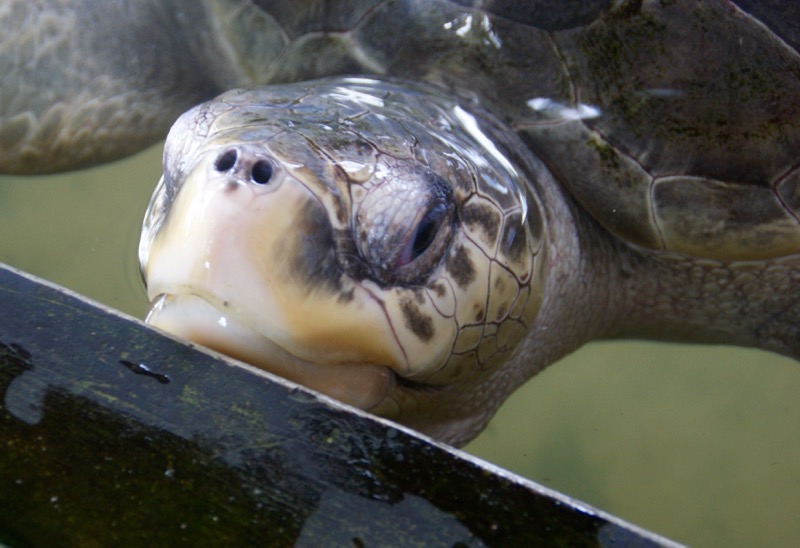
[0,262,675,546]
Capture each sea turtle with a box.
[3,1,800,446]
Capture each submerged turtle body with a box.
[4,1,800,443]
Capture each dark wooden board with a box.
[0,263,674,546]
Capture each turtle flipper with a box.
[0,0,276,174]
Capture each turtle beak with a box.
[140,146,405,411]
[145,293,396,411]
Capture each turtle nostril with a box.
[214,149,274,185]
[215,149,238,172]
[250,159,274,185]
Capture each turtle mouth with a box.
[145,293,395,411]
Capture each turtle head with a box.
[140,78,547,444]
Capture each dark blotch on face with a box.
[292,199,343,292]
[461,202,500,244]
[400,296,434,342]
[445,244,476,289]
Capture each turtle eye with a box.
[354,167,454,286]
[394,203,447,269]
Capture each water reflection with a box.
[526,97,601,121]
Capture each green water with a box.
[1,145,799,546]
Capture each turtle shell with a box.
[505,0,800,260]
[301,0,800,260]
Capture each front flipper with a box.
[0,0,271,174]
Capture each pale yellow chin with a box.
[146,293,395,411]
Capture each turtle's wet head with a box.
[140,135,408,412]
[139,78,549,445]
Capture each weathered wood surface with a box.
[0,262,674,546]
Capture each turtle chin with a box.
[145,293,395,411]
